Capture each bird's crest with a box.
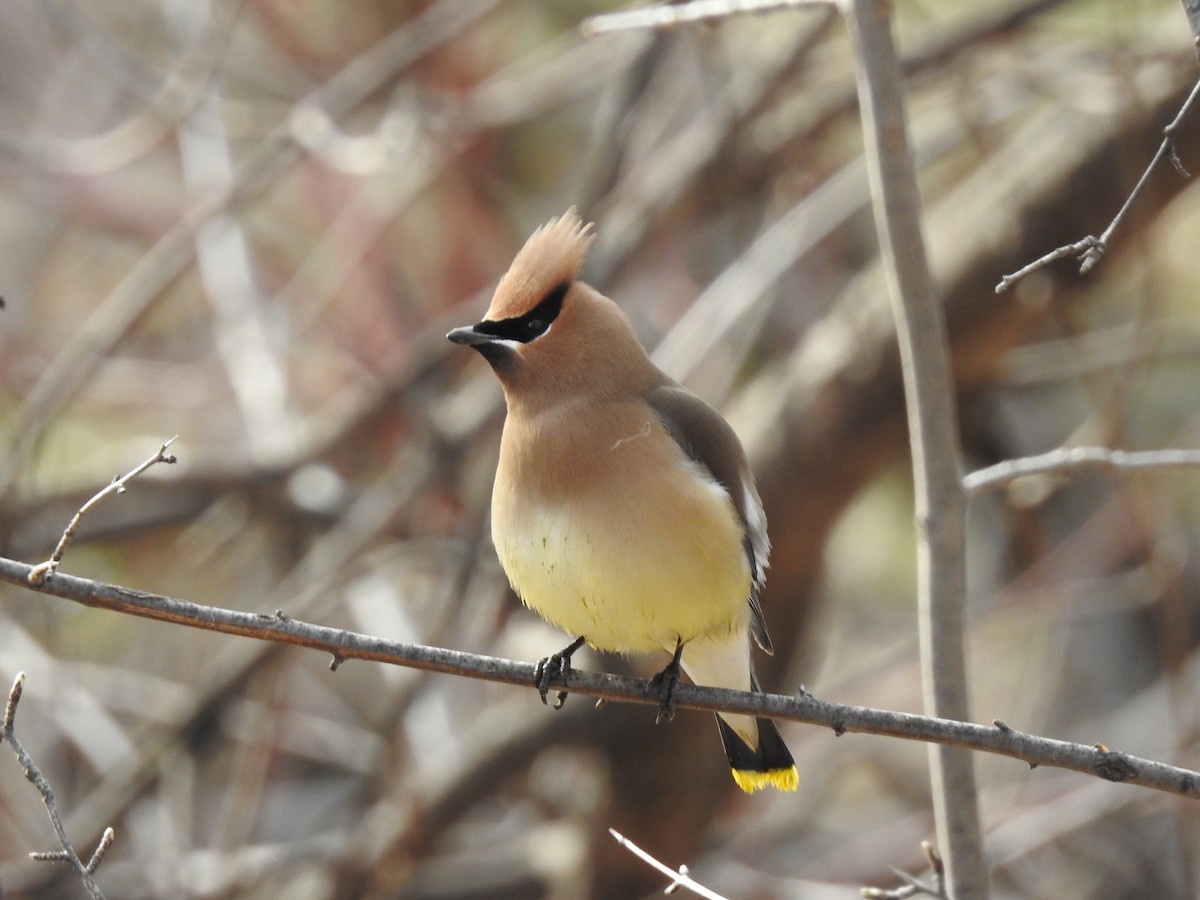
[487,209,595,321]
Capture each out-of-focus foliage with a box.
[0,1,1199,897]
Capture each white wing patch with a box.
[742,482,770,587]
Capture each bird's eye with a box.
[526,318,547,337]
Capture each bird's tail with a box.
[678,635,798,793]
[716,710,797,794]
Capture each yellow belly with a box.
[491,418,751,654]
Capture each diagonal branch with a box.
[26,437,178,587]
[2,673,109,900]
[0,556,1197,801]
[996,75,1200,293]
[608,829,728,900]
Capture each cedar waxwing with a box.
[447,210,797,793]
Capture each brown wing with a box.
[645,382,774,654]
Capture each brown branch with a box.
[996,74,1200,293]
[2,673,111,900]
[0,556,1197,801]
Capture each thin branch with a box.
[996,75,1200,293]
[1185,0,1200,58]
[85,828,116,874]
[26,437,178,587]
[841,1,985,895]
[581,0,833,35]
[1,674,108,900]
[863,842,948,899]
[965,446,1200,494]
[0,557,1197,800]
[608,829,728,900]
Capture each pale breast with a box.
[491,400,752,654]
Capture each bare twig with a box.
[996,75,1200,293]
[22,442,436,865]
[0,557,1197,800]
[608,829,728,900]
[863,842,948,899]
[1,673,109,900]
[30,825,115,873]
[841,1,985,895]
[965,446,1200,494]
[26,437,178,587]
[582,0,833,35]
[85,828,116,874]
[1180,0,1200,59]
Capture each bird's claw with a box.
[535,653,571,709]
[535,636,586,709]
[648,640,685,724]
[648,666,680,724]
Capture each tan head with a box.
[447,210,661,410]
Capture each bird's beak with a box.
[446,324,493,346]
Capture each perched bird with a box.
[447,210,797,793]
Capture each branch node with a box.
[993,718,1011,732]
[1095,746,1138,783]
[832,720,846,737]
[329,655,345,672]
[1168,145,1190,178]
[1076,239,1106,274]
[27,561,57,587]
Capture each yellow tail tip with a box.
[732,765,799,794]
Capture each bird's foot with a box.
[647,640,684,724]
[535,636,587,709]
